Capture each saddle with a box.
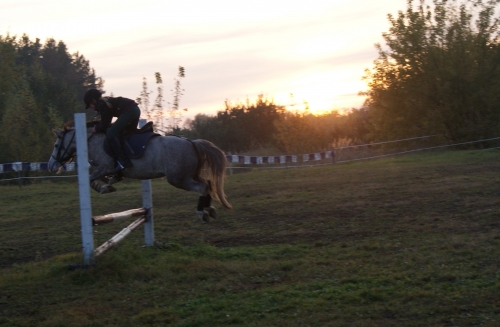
[103,121,160,159]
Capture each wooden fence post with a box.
[75,113,95,265]
[139,119,154,246]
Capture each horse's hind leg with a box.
[197,193,217,221]
[196,195,209,222]
[171,176,215,222]
[201,181,216,218]
[205,194,217,219]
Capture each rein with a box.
[51,129,76,165]
[52,128,96,166]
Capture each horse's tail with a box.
[192,139,232,209]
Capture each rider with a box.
[84,89,141,173]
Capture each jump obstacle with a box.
[75,113,154,265]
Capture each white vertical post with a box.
[139,119,154,246]
[75,113,94,265]
[142,180,154,246]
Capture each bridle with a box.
[51,128,96,165]
[51,129,77,166]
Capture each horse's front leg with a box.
[106,172,124,185]
[89,164,107,182]
[89,165,117,194]
[96,173,124,194]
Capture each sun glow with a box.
[270,68,367,116]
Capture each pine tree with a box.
[1,74,52,161]
[0,34,104,162]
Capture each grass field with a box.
[1,150,500,326]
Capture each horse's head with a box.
[48,123,77,173]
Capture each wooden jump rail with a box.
[92,208,150,257]
[92,208,148,225]
[75,113,155,265]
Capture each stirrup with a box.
[118,158,133,169]
[109,163,124,175]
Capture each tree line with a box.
[362,0,500,145]
[177,95,368,154]
[0,34,103,162]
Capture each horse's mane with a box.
[62,120,100,131]
[62,120,73,131]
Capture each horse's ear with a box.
[52,129,62,137]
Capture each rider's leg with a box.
[106,106,141,171]
[109,106,140,136]
[106,136,132,169]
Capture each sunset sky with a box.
[1,0,406,121]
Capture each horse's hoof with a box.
[197,210,210,223]
[108,175,123,184]
[206,206,217,219]
[99,186,110,194]
[91,181,102,193]
[99,185,116,194]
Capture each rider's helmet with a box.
[84,89,103,109]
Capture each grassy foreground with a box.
[1,150,500,326]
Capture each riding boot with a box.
[107,136,133,170]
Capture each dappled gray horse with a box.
[48,121,232,222]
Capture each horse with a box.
[47,121,232,222]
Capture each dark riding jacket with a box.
[94,97,138,133]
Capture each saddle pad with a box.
[104,132,159,159]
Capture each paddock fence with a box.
[2,134,500,182]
